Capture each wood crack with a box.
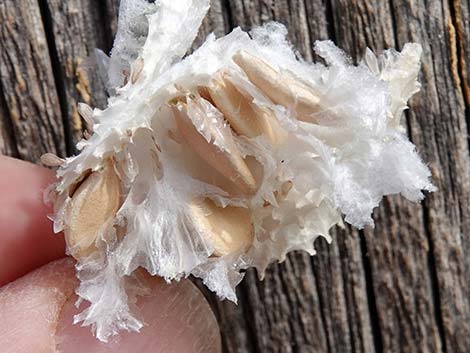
[37,0,76,156]
[448,0,470,156]
[310,255,333,353]
[0,80,20,157]
[97,0,116,53]
[388,0,399,49]
[239,276,264,353]
[221,0,235,32]
[421,205,447,353]
[324,0,336,41]
[359,232,383,353]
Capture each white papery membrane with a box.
[48,0,435,341]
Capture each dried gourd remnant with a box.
[44,0,434,342]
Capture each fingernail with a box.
[55,278,221,353]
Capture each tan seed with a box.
[65,161,121,259]
[208,73,263,138]
[171,97,257,195]
[233,50,321,123]
[77,103,94,133]
[40,153,65,167]
[189,199,253,256]
[130,57,144,84]
[208,72,284,144]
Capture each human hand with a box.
[0,156,221,353]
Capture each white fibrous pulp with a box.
[46,0,435,342]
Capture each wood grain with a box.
[0,1,468,352]
[40,0,116,148]
[0,0,66,161]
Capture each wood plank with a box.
[390,1,470,351]
[327,1,469,352]
[0,83,19,157]
[40,0,117,147]
[192,0,230,50]
[327,1,446,352]
[103,0,120,43]
[335,228,376,353]
[452,0,470,110]
[0,0,66,161]
[312,230,375,353]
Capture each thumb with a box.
[0,258,221,353]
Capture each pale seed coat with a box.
[65,161,121,259]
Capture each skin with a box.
[0,156,221,353]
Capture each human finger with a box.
[0,258,221,353]
[0,156,65,285]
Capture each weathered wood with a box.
[103,0,120,45]
[0,84,18,157]
[328,1,446,352]
[0,0,66,161]
[0,1,468,352]
[453,0,470,110]
[40,0,116,147]
[192,0,229,50]
[389,1,470,352]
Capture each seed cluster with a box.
[42,3,433,340]
[60,49,325,261]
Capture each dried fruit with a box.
[46,0,433,342]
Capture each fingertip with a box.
[0,157,222,352]
[0,258,77,353]
[0,157,65,285]
[55,278,221,353]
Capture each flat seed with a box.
[131,57,144,84]
[77,102,94,133]
[208,72,284,145]
[208,73,263,138]
[65,161,121,259]
[189,199,253,256]
[40,153,65,167]
[272,180,293,205]
[171,97,257,195]
[233,50,321,123]
[224,73,286,144]
[83,130,92,140]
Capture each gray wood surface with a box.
[0,1,468,352]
